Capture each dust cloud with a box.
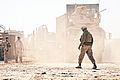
[22,25,120,64]
[22,25,107,64]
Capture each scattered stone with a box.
[42,72,46,74]
[94,75,98,78]
[61,73,67,74]
[52,74,56,75]
[92,71,96,72]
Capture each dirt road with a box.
[0,61,120,80]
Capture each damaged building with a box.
[56,4,105,63]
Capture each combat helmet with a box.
[81,26,87,31]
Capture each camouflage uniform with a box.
[76,27,97,69]
[3,37,11,63]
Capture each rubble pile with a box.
[0,62,120,80]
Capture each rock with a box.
[94,75,98,78]
[41,72,46,74]
[92,71,96,72]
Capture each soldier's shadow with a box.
[83,68,101,71]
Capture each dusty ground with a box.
[0,61,120,80]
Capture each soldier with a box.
[15,37,24,63]
[3,36,11,63]
[76,26,97,69]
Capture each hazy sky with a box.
[99,0,120,39]
[0,0,119,38]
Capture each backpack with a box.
[85,32,93,43]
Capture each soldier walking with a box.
[76,26,97,69]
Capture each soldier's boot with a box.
[15,58,18,63]
[16,61,18,63]
[20,57,22,63]
[4,60,8,63]
[92,63,97,69]
[75,63,82,69]
[4,57,8,63]
[15,55,18,63]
